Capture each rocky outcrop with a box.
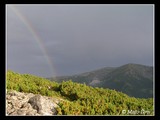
[28,95,57,115]
[6,90,61,116]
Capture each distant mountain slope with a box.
[96,63,153,98]
[49,63,153,98]
[52,67,116,84]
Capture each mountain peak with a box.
[121,63,152,68]
[50,63,153,98]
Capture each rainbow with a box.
[8,5,56,77]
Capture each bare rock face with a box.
[6,90,60,116]
[28,95,57,115]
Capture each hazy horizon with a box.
[7,62,153,78]
[7,4,154,77]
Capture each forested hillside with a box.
[49,63,153,98]
[6,70,154,115]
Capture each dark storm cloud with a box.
[7,4,154,77]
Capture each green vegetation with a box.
[49,63,153,98]
[7,70,60,97]
[6,70,154,115]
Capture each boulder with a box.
[6,90,60,116]
[28,95,57,115]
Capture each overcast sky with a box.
[6,4,154,77]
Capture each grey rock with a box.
[28,95,57,115]
[6,90,60,116]
[17,109,26,115]
[28,95,43,113]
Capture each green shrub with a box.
[6,70,154,115]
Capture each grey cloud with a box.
[7,4,154,77]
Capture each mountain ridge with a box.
[49,63,153,98]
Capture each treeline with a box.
[6,70,154,115]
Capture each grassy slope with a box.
[6,70,154,115]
